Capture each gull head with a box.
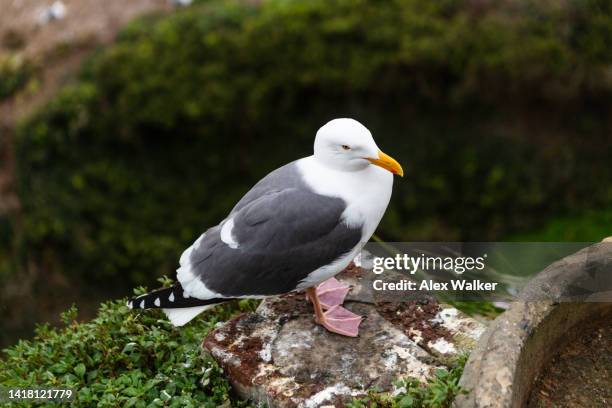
[313,118,403,176]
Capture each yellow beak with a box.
[366,150,404,177]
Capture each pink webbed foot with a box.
[312,277,351,310]
[316,305,363,337]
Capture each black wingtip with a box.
[127,283,228,310]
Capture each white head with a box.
[314,118,403,176]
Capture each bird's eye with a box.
[341,145,351,150]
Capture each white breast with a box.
[295,156,393,287]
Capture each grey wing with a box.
[229,160,305,213]
[180,187,363,297]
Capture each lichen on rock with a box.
[203,265,486,407]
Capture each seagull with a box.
[128,118,403,336]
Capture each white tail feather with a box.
[163,305,215,326]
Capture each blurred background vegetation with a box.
[1,0,611,347]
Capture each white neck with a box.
[296,155,393,241]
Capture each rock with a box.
[203,265,486,407]
[38,1,67,24]
[169,0,193,7]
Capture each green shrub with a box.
[0,54,33,99]
[347,354,468,408]
[509,208,612,242]
[11,0,612,290]
[0,281,258,407]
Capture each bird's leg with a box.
[306,287,362,337]
[314,277,351,309]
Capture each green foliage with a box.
[449,301,504,319]
[508,208,612,242]
[11,0,612,291]
[0,54,33,99]
[0,281,257,407]
[347,354,468,408]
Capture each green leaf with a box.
[398,395,414,407]
[74,363,86,379]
